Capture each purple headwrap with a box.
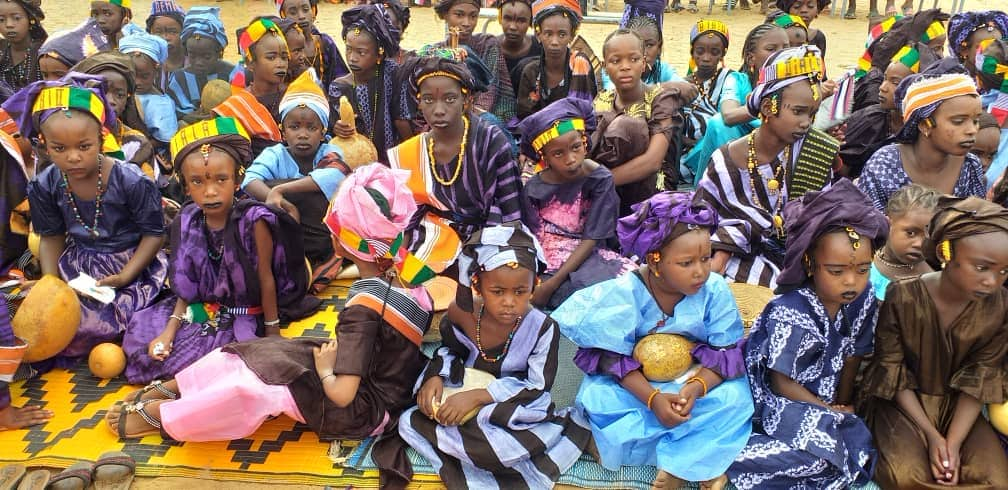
[947,10,1008,57]
[776,179,888,293]
[0,73,117,142]
[38,19,109,69]
[146,0,185,32]
[617,191,719,260]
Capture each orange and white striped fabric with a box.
[213,89,282,143]
[901,74,978,123]
[0,337,27,383]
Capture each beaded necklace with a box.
[62,155,106,238]
[690,68,720,110]
[746,130,789,238]
[645,268,671,328]
[474,303,523,363]
[427,115,469,186]
[874,248,913,271]
[308,34,324,84]
[199,213,225,262]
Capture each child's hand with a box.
[674,383,702,417]
[827,122,847,144]
[830,403,854,414]
[651,393,690,428]
[97,274,127,288]
[530,278,559,308]
[312,340,339,376]
[147,331,175,361]
[332,121,356,139]
[265,188,301,223]
[435,390,486,426]
[926,432,955,484]
[943,439,961,486]
[417,376,444,419]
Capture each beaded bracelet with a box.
[646,388,661,410]
[169,314,186,324]
[686,376,708,397]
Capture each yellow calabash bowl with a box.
[12,275,81,362]
[990,401,1008,435]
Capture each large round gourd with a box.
[431,368,495,424]
[200,80,233,113]
[633,334,695,382]
[88,342,126,379]
[12,275,81,362]
[990,401,1008,435]
[334,96,379,169]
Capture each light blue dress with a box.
[984,128,1008,191]
[136,93,179,144]
[552,272,754,481]
[241,142,347,200]
[869,264,890,301]
[682,71,759,185]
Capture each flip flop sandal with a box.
[844,9,857,19]
[0,464,26,490]
[114,400,161,439]
[92,452,135,490]
[686,1,698,12]
[45,462,93,490]
[14,470,48,490]
[130,380,178,404]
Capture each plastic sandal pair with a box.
[0,452,134,490]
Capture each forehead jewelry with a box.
[845,226,861,249]
[199,144,211,165]
[354,26,361,36]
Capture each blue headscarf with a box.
[181,6,228,48]
[119,30,169,64]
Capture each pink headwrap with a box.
[324,163,416,263]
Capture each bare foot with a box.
[651,470,686,490]
[0,404,53,430]
[701,474,729,490]
[105,400,164,438]
[122,379,180,404]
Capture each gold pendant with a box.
[773,214,784,230]
[767,179,780,191]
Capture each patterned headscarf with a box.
[458,221,547,288]
[412,45,491,94]
[373,0,411,30]
[169,116,252,171]
[5,0,46,41]
[181,6,228,48]
[325,163,435,285]
[531,0,581,30]
[745,44,824,118]
[279,68,328,127]
[1,75,117,142]
[771,13,807,32]
[927,196,1008,264]
[516,97,595,162]
[341,4,401,58]
[38,19,109,69]
[776,179,888,293]
[895,72,977,142]
[119,30,169,64]
[947,10,1008,57]
[617,191,719,260]
[146,0,184,32]
[237,17,288,64]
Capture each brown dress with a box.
[861,278,1008,489]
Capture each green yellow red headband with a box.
[531,118,585,153]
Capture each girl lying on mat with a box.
[105,163,434,443]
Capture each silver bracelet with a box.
[169,314,187,324]
[264,318,280,327]
[320,372,336,383]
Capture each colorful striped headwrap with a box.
[855,15,902,79]
[238,18,288,63]
[773,14,806,31]
[169,116,251,169]
[746,45,824,118]
[948,10,1008,56]
[894,73,977,142]
[457,221,547,287]
[976,38,1008,94]
[891,45,922,72]
[921,19,946,43]
[324,163,435,286]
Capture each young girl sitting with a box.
[13,78,167,367]
[601,15,680,90]
[519,98,634,309]
[119,31,179,168]
[870,184,938,300]
[514,0,597,119]
[0,0,47,92]
[590,29,691,217]
[553,191,753,490]
[683,23,789,184]
[728,179,888,489]
[145,0,186,90]
[862,196,1008,488]
[122,117,320,385]
[276,0,349,94]
[234,17,289,120]
[105,163,432,445]
[697,45,833,289]
[242,69,350,269]
[391,222,593,489]
[167,7,237,119]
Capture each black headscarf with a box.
[371,0,410,30]
[342,4,401,58]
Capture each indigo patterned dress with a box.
[122,200,319,384]
[857,143,986,212]
[552,272,754,482]
[728,286,877,489]
[27,161,167,365]
[524,164,635,308]
[396,308,593,489]
[327,59,413,165]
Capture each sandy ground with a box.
[16,0,991,487]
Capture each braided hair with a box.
[626,15,663,84]
[739,23,784,84]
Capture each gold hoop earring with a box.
[940,240,952,262]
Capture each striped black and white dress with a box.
[397,308,592,489]
[696,144,833,289]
